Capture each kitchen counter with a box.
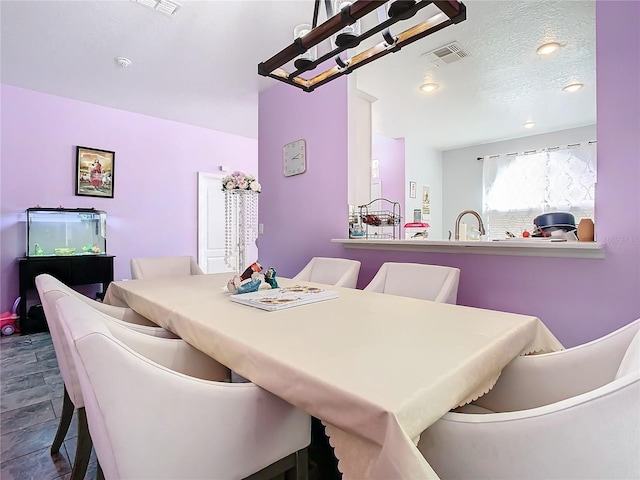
[332,238,604,259]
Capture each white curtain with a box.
[482,142,596,239]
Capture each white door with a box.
[197,173,234,274]
[371,180,382,202]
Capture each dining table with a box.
[104,273,563,479]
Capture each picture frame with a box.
[75,146,115,198]
[409,181,417,199]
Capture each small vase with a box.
[577,218,595,242]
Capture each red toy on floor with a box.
[1,312,19,336]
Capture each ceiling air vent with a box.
[422,41,469,67]
[132,0,182,16]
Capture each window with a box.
[482,142,596,239]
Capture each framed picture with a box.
[422,185,431,218]
[409,181,417,199]
[75,146,115,198]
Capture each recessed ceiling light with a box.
[523,121,536,129]
[563,83,584,92]
[419,83,439,93]
[536,42,560,56]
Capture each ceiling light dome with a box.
[333,1,361,49]
[419,82,439,93]
[293,24,317,72]
[536,42,560,55]
[563,83,584,92]
[523,121,536,129]
[388,0,418,20]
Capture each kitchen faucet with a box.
[455,210,486,240]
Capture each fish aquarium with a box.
[26,207,107,257]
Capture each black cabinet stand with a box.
[18,255,115,323]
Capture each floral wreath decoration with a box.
[222,171,261,193]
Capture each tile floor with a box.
[0,331,99,480]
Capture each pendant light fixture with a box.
[293,24,317,72]
[333,1,361,48]
[258,0,467,93]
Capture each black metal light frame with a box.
[258,0,466,92]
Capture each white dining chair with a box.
[418,318,640,479]
[364,262,460,304]
[56,295,311,480]
[35,273,178,480]
[130,255,204,280]
[293,257,361,288]
[36,274,176,338]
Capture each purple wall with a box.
[257,1,640,347]
[257,79,350,275]
[1,85,257,311]
[373,133,406,233]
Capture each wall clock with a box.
[283,139,307,177]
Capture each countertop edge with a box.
[331,239,605,259]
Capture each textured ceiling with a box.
[1,0,595,148]
[358,0,596,149]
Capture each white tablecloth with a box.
[105,274,563,479]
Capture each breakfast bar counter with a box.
[332,237,605,259]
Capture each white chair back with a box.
[36,273,181,407]
[364,262,460,304]
[419,318,640,479]
[35,273,179,480]
[56,296,310,480]
[476,318,640,412]
[36,275,85,407]
[57,298,120,477]
[293,257,361,288]
[130,255,204,280]
[616,329,640,379]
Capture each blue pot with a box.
[533,212,576,232]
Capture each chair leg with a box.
[285,448,309,480]
[96,460,105,480]
[243,448,309,480]
[70,407,93,480]
[51,386,74,454]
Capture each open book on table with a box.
[229,284,339,311]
